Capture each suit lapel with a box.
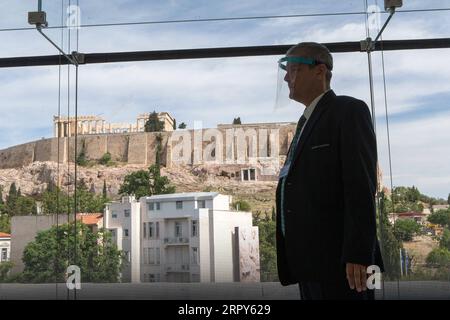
[290,90,336,168]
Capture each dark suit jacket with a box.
[276,90,384,285]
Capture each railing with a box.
[165,263,190,272]
[163,237,189,244]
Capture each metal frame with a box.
[1,38,450,68]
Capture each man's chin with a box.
[289,92,298,101]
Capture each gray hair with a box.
[287,42,333,88]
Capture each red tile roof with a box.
[397,212,426,217]
[76,213,103,226]
[0,232,11,238]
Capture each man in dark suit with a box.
[275,42,384,300]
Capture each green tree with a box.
[103,180,107,200]
[178,122,187,129]
[119,170,151,200]
[99,152,112,165]
[232,117,241,125]
[41,187,67,214]
[428,210,450,227]
[22,222,123,283]
[149,164,176,195]
[119,136,176,198]
[393,219,421,242]
[255,219,278,281]
[426,247,450,267]
[439,228,450,251]
[41,185,108,215]
[0,214,10,233]
[144,111,164,132]
[4,183,36,216]
[0,186,4,205]
[0,261,13,282]
[232,200,251,212]
[378,191,402,280]
[14,196,37,215]
[155,134,163,166]
[406,186,420,202]
[76,183,109,213]
[76,140,87,166]
[6,183,18,209]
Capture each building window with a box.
[143,222,147,238]
[191,274,200,282]
[143,248,148,265]
[1,248,7,261]
[241,168,257,181]
[156,248,160,265]
[250,168,256,180]
[112,211,117,218]
[192,220,198,237]
[149,222,154,238]
[156,202,161,210]
[149,248,155,264]
[192,247,198,265]
[149,274,155,282]
[124,251,131,262]
[148,202,154,211]
[124,229,129,237]
[176,201,183,209]
[175,222,182,237]
[155,273,160,282]
[156,221,160,238]
[198,200,205,209]
[124,209,130,217]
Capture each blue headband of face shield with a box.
[278,56,331,71]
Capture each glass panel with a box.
[1,0,449,300]
[375,47,450,299]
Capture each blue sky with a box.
[0,0,450,198]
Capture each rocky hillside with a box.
[0,161,277,217]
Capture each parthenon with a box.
[53,112,175,137]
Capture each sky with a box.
[0,0,449,198]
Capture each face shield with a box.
[274,56,323,111]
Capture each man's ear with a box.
[316,64,327,80]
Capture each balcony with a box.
[165,263,190,273]
[163,237,189,245]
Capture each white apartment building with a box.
[0,232,11,263]
[104,192,260,283]
[103,196,140,283]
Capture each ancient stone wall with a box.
[0,123,295,169]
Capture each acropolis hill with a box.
[0,112,297,180]
[0,113,298,214]
[0,112,386,215]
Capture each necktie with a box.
[280,115,307,236]
[286,115,307,161]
